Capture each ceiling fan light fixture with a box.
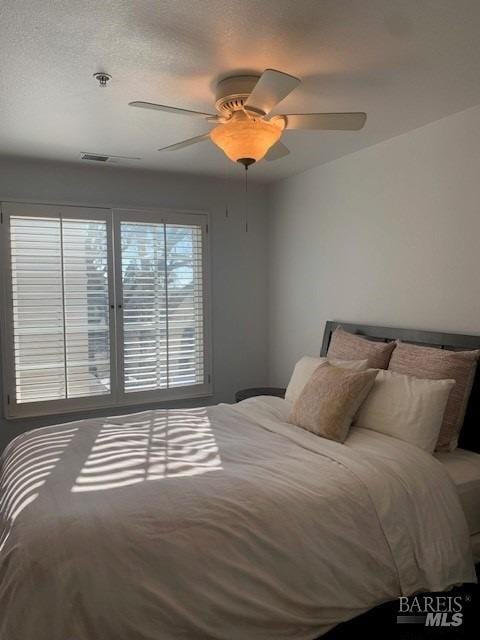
[210,112,284,165]
[130,69,367,166]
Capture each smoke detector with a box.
[93,72,112,88]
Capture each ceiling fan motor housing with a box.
[215,75,261,116]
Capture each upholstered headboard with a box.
[320,321,480,453]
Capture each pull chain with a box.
[244,164,249,233]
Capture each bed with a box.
[0,321,478,640]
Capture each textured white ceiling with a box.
[1,0,480,182]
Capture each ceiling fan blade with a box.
[158,133,211,152]
[129,101,215,118]
[283,113,367,131]
[245,69,300,116]
[265,141,290,161]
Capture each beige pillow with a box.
[355,369,455,453]
[288,362,378,443]
[285,356,369,403]
[327,326,395,369]
[388,341,479,451]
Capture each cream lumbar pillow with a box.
[354,369,455,453]
[285,356,369,403]
[288,362,378,443]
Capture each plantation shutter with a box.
[2,204,210,418]
[6,207,112,408]
[119,217,205,393]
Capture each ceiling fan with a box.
[129,69,367,168]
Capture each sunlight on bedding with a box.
[0,427,78,551]
[72,408,222,492]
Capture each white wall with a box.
[268,104,480,387]
[0,157,269,450]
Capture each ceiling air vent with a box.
[80,152,141,163]
[81,153,109,162]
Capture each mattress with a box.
[435,448,480,536]
[471,532,480,563]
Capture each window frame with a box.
[1,202,213,419]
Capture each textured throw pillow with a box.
[354,370,455,453]
[327,326,395,369]
[388,341,480,451]
[288,362,378,443]
[285,356,369,403]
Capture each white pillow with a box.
[285,356,369,403]
[354,370,455,453]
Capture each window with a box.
[8,211,112,404]
[1,203,211,418]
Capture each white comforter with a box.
[0,397,475,640]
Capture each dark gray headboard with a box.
[321,321,480,453]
